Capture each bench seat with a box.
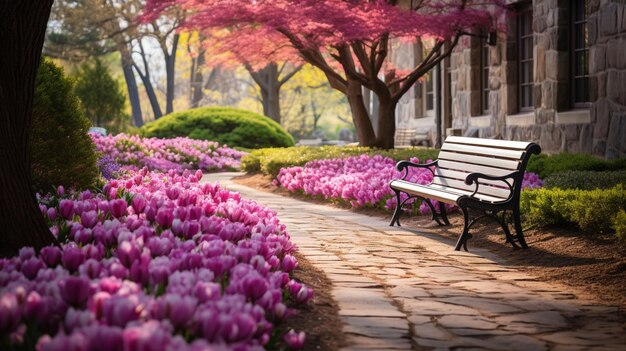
[389,136,541,251]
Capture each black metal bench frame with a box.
[389,138,541,251]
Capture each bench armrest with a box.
[464,171,520,199]
[396,160,438,180]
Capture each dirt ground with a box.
[235,174,626,310]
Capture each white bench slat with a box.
[390,180,506,204]
[434,168,516,188]
[431,176,511,200]
[438,151,520,170]
[445,136,532,150]
[438,160,514,178]
[441,143,525,160]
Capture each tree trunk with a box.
[120,51,143,127]
[189,52,205,108]
[0,0,56,257]
[164,34,179,115]
[260,82,281,124]
[375,97,397,149]
[346,80,377,146]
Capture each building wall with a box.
[393,0,626,158]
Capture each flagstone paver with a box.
[202,173,626,350]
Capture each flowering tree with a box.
[0,0,56,256]
[144,0,504,148]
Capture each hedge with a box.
[242,146,440,178]
[544,170,626,190]
[141,107,294,149]
[526,153,626,178]
[31,59,99,192]
[614,210,626,242]
[520,185,626,237]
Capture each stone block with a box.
[579,124,593,154]
[545,50,558,80]
[564,124,580,141]
[534,85,543,108]
[606,112,626,159]
[588,0,601,13]
[600,4,618,37]
[621,4,626,32]
[534,16,548,33]
[606,38,620,69]
[589,76,598,102]
[542,81,554,109]
[593,139,607,157]
[596,72,607,99]
[537,109,554,124]
[540,125,563,153]
[535,45,546,81]
[589,45,606,74]
[593,99,610,138]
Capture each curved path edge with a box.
[202,172,626,351]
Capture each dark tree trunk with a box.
[375,97,397,149]
[135,41,163,119]
[189,50,205,108]
[346,80,377,147]
[260,82,281,124]
[0,0,56,257]
[164,34,179,115]
[120,50,143,127]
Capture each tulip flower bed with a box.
[275,155,544,214]
[91,133,246,173]
[1,169,311,351]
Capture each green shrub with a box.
[544,170,626,190]
[242,145,440,177]
[520,185,626,235]
[32,59,99,192]
[141,107,294,149]
[526,153,626,178]
[613,210,626,242]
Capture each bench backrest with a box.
[433,136,541,201]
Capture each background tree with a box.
[144,0,504,148]
[0,0,56,256]
[74,59,127,128]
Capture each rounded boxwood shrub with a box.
[31,59,99,192]
[141,107,295,149]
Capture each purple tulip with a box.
[80,210,98,228]
[0,293,21,334]
[24,291,48,323]
[64,308,94,331]
[116,241,140,268]
[40,246,62,267]
[21,256,44,279]
[284,329,306,350]
[122,320,172,351]
[166,187,181,200]
[62,245,86,272]
[131,195,146,214]
[155,207,174,228]
[47,207,58,221]
[152,294,197,329]
[102,296,140,327]
[57,185,65,197]
[282,254,298,272]
[62,276,91,307]
[242,274,269,301]
[59,199,75,219]
[182,220,201,239]
[80,324,124,351]
[110,199,127,218]
[79,259,102,279]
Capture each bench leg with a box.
[424,199,448,226]
[389,189,402,226]
[439,202,450,225]
[512,208,529,249]
[454,207,472,251]
[498,211,521,249]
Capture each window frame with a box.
[570,0,590,108]
[517,4,534,113]
[480,32,490,115]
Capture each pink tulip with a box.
[155,207,174,228]
[21,256,44,279]
[281,254,298,272]
[40,246,62,267]
[57,185,65,197]
[59,199,75,219]
[0,293,21,334]
[116,241,140,268]
[110,199,127,218]
[284,329,306,350]
[62,245,86,272]
[80,210,98,228]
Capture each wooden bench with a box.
[389,136,541,251]
[395,128,430,148]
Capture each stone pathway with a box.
[202,173,626,351]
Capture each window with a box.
[571,0,589,107]
[518,6,534,112]
[480,33,490,114]
[425,70,435,116]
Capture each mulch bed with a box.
[235,174,626,308]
